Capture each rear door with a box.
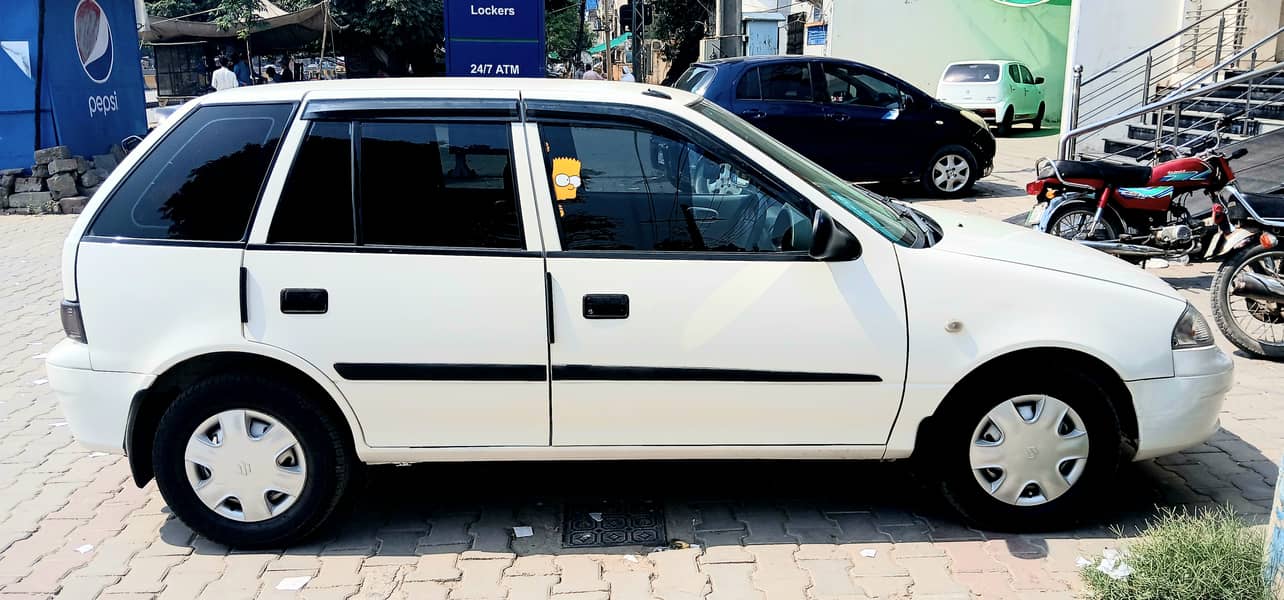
[730,62,826,164]
[242,94,551,448]
[1018,64,1040,116]
[1006,63,1029,117]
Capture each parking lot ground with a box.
[1,132,1282,599]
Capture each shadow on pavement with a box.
[162,427,1277,560]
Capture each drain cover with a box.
[562,502,667,548]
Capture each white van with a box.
[937,60,1046,135]
[47,79,1231,548]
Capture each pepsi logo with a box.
[74,0,113,84]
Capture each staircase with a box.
[1062,0,1284,193]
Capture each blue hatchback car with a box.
[674,56,996,197]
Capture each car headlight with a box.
[962,110,988,129]
[1172,303,1214,349]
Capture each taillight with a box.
[1025,181,1043,195]
[1263,232,1279,249]
[60,300,87,343]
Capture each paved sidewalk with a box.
[0,135,1281,599]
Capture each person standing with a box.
[233,53,253,86]
[581,66,604,80]
[281,63,295,82]
[211,57,238,91]
[620,66,635,82]
[265,66,281,83]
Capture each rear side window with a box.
[1008,64,1021,83]
[735,69,762,100]
[759,63,813,101]
[89,103,293,241]
[1018,64,1035,84]
[270,121,354,244]
[942,64,999,83]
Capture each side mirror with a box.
[809,210,862,261]
[1034,76,1045,85]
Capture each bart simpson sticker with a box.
[552,157,582,201]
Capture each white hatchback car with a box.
[48,79,1231,548]
[937,60,1046,135]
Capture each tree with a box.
[545,0,589,64]
[648,0,711,84]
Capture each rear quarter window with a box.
[88,103,295,241]
[942,64,1000,83]
[674,66,715,95]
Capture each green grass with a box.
[1081,506,1273,600]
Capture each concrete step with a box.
[1125,123,1247,143]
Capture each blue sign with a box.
[445,0,546,77]
[806,24,828,46]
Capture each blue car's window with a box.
[735,68,762,100]
[759,63,813,101]
[674,66,715,95]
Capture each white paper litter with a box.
[624,554,638,562]
[513,526,534,538]
[589,512,603,522]
[276,576,311,590]
[32,379,47,385]
[1075,556,1092,568]
[1096,549,1132,580]
[75,544,93,554]
[860,548,877,558]
[89,452,108,458]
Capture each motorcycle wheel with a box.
[1046,206,1119,242]
[1211,245,1284,359]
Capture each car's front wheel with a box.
[152,375,358,548]
[925,368,1126,531]
[922,145,978,198]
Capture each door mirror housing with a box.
[809,210,863,261]
[1034,76,1045,85]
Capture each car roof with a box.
[196,77,704,106]
[945,60,1018,66]
[694,55,876,68]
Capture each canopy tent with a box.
[588,32,630,54]
[141,0,338,51]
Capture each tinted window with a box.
[735,68,762,100]
[90,103,293,240]
[540,122,813,253]
[1008,64,1021,83]
[674,66,715,95]
[1018,64,1035,84]
[360,122,522,248]
[823,64,901,109]
[942,64,999,83]
[760,63,813,101]
[269,121,354,244]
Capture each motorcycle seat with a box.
[1242,193,1284,220]
[1052,160,1153,187]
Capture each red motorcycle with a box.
[1024,124,1284,359]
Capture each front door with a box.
[818,62,912,180]
[525,106,908,447]
[243,101,551,448]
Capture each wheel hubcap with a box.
[1051,210,1114,241]
[932,155,970,193]
[1227,250,1284,346]
[969,395,1089,506]
[184,409,307,522]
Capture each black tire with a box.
[1045,204,1120,242]
[924,368,1126,531]
[997,107,1014,136]
[1211,244,1284,359]
[921,145,979,198]
[153,375,358,548]
[1032,103,1045,131]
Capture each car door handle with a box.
[583,294,629,319]
[825,112,850,122]
[740,109,765,120]
[280,288,328,314]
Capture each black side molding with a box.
[335,363,547,381]
[552,365,882,383]
[238,267,248,323]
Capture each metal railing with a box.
[1063,25,1284,161]
[1069,0,1250,132]
[1060,61,1284,161]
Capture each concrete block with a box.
[79,170,104,188]
[29,164,48,178]
[47,174,79,199]
[49,158,79,174]
[14,177,44,192]
[58,197,89,215]
[92,154,119,172]
[34,145,70,165]
[8,191,53,211]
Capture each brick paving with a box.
[0,134,1282,598]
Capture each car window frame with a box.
[820,62,903,111]
[524,100,818,261]
[1007,64,1021,84]
[84,101,299,245]
[754,61,818,104]
[734,67,763,101]
[1018,64,1035,85]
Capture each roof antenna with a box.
[643,88,672,100]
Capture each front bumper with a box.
[45,339,152,454]
[1128,345,1234,461]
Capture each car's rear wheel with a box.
[153,375,357,548]
[997,107,1015,136]
[925,368,1126,531]
[1032,103,1045,131]
[922,145,978,198]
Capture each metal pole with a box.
[576,0,588,72]
[1154,106,1165,160]
[631,1,640,79]
[1141,53,1153,124]
[1213,14,1226,78]
[717,0,741,58]
[1062,65,1083,160]
[33,0,47,151]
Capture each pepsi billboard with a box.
[444,0,546,77]
[0,0,146,169]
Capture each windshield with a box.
[690,100,919,246]
[943,64,1000,83]
[674,66,715,95]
